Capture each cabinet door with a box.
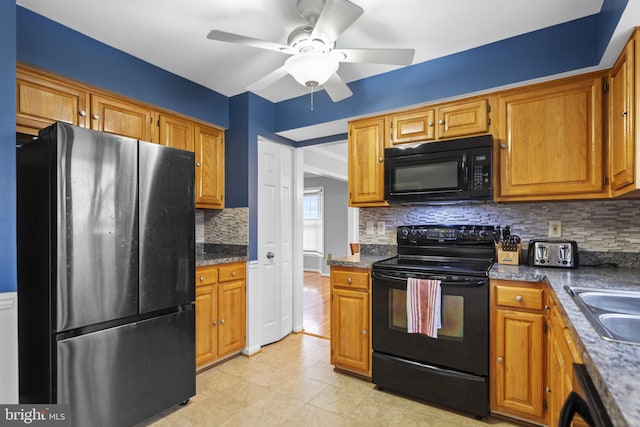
[493,309,545,420]
[608,39,636,194]
[158,114,194,152]
[90,94,154,141]
[437,99,489,139]
[391,108,435,144]
[16,68,88,134]
[348,116,388,206]
[218,280,246,358]
[497,76,605,200]
[195,284,217,368]
[331,287,370,374]
[195,125,225,209]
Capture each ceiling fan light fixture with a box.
[285,52,339,87]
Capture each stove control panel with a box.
[397,224,495,245]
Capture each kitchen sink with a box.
[566,287,640,345]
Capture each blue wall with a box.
[17,7,229,129]
[0,2,16,293]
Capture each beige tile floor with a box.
[140,333,524,427]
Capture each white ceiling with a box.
[17,0,607,104]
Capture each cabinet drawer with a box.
[219,263,246,282]
[196,266,218,286]
[331,268,370,290]
[495,285,544,310]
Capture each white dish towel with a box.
[407,278,442,338]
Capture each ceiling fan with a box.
[207,0,415,102]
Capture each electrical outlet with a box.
[377,221,385,235]
[548,221,562,238]
[366,221,375,235]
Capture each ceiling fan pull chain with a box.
[310,85,314,111]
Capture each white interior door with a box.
[258,138,293,345]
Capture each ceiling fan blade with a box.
[246,65,289,91]
[207,30,295,54]
[310,0,363,42]
[323,73,352,102]
[333,48,415,65]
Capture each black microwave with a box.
[384,135,493,203]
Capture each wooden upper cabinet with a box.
[496,74,606,201]
[195,125,225,209]
[608,31,637,196]
[391,108,435,144]
[437,99,489,139]
[16,66,88,134]
[159,114,195,152]
[90,94,155,142]
[348,116,389,206]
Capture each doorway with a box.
[301,142,354,339]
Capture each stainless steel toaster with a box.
[527,239,579,268]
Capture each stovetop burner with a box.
[373,224,496,277]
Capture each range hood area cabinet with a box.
[347,96,493,207]
[608,27,639,197]
[15,63,225,209]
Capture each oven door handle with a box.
[372,272,486,287]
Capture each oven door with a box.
[384,150,467,202]
[371,269,488,376]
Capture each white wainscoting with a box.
[0,292,18,403]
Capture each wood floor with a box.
[303,271,330,339]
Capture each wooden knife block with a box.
[496,243,521,265]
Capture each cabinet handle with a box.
[515,295,523,302]
[196,162,201,167]
[91,114,100,120]
[439,119,445,125]
[199,276,204,282]
[220,319,225,324]
[212,320,217,326]
[347,277,352,284]
[378,157,383,163]
[79,110,87,117]
[500,143,507,149]
[497,357,504,364]
[361,329,367,335]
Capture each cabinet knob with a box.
[622,111,628,117]
[232,271,237,277]
[428,121,434,127]
[515,295,523,302]
[361,329,367,335]
[220,318,225,324]
[439,119,445,125]
[378,157,383,163]
[212,320,217,326]
[91,114,100,120]
[347,277,352,284]
[546,387,552,393]
[199,276,204,282]
[79,110,87,117]
[497,357,504,364]
[545,305,550,310]
[196,162,201,167]
[500,143,507,149]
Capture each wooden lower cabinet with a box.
[330,266,371,377]
[491,279,546,424]
[546,291,588,427]
[195,262,246,369]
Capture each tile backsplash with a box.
[196,208,248,245]
[359,199,640,253]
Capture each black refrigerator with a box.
[16,122,196,427]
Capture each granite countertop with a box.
[490,264,640,427]
[329,254,640,426]
[196,253,247,267]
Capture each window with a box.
[303,187,323,255]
